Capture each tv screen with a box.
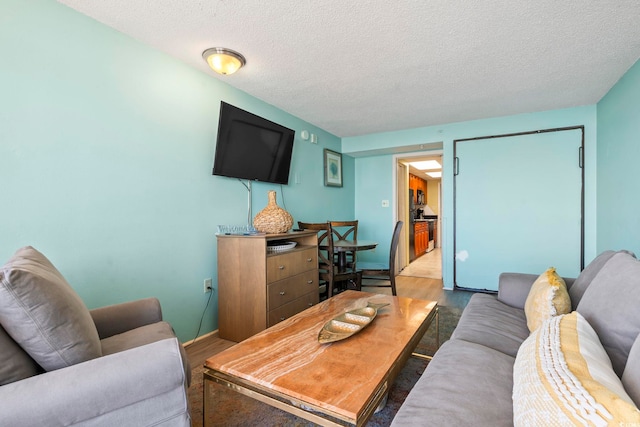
[212,102,295,185]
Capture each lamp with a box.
[202,48,246,75]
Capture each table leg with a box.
[411,307,439,361]
[338,251,347,272]
[435,307,440,349]
[203,376,212,427]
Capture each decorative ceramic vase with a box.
[253,190,293,234]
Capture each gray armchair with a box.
[0,247,191,426]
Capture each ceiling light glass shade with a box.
[202,48,246,75]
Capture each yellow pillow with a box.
[524,267,571,332]
[513,312,640,426]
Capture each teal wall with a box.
[0,0,355,342]
[3,0,638,339]
[345,106,598,289]
[596,60,640,255]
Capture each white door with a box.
[454,128,583,291]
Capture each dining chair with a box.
[329,220,358,269]
[298,221,362,298]
[359,221,403,296]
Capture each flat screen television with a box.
[212,101,295,185]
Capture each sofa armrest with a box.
[497,273,539,309]
[0,338,189,426]
[90,297,163,339]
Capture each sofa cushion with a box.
[623,335,640,407]
[0,323,41,385]
[391,339,516,427]
[577,251,640,377]
[523,267,571,332]
[569,250,636,309]
[513,312,640,426]
[0,246,101,371]
[450,293,530,357]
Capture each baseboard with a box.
[183,329,219,347]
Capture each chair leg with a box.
[390,274,397,296]
[355,271,363,291]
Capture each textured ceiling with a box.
[57,1,640,138]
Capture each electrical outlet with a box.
[204,278,212,293]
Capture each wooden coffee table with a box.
[203,290,438,427]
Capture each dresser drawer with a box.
[267,270,318,310]
[267,247,317,282]
[268,292,319,327]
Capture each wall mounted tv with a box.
[212,101,295,185]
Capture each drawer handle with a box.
[308,302,313,306]
[307,280,313,284]
[306,258,312,262]
[279,265,285,270]
[279,291,286,296]
[280,317,286,321]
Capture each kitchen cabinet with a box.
[433,222,437,248]
[414,222,428,257]
[409,173,428,204]
[217,230,319,342]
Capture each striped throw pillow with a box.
[513,311,640,426]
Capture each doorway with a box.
[396,153,443,279]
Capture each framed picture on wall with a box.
[324,149,343,187]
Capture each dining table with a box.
[331,239,378,272]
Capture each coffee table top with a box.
[204,290,437,425]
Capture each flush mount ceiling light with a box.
[426,171,442,178]
[409,160,441,170]
[202,48,246,75]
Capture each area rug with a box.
[414,305,462,356]
[188,305,461,427]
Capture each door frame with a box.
[396,162,409,270]
[394,149,444,272]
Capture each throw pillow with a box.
[513,312,640,426]
[0,323,41,385]
[577,251,640,377]
[0,246,102,371]
[523,267,571,332]
[623,334,640,407]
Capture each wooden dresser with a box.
[216,230,319,342]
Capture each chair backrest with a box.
[389,221,404,275]
[329,220,358,242]
[297,221,334,271]
[329,220,358,268]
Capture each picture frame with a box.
[324,149,343,187]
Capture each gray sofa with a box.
[392,250,640,426]
[0,246,191,426]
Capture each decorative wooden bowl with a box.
[318,302,390,344]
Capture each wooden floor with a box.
[185,276,473,368]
